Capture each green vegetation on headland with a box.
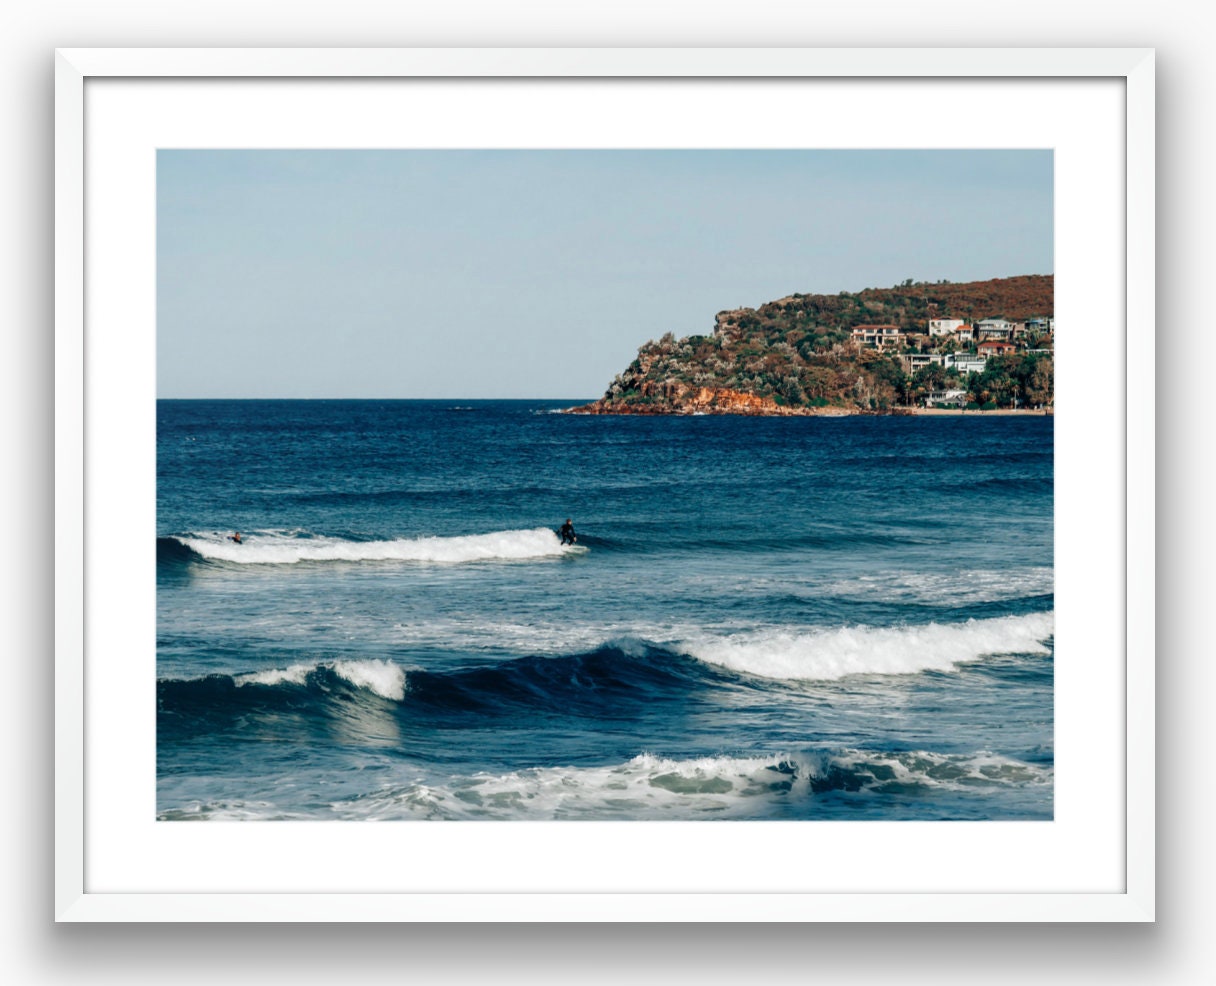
[570,274,1054,415]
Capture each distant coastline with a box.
[565,403,1052,418]
[572,274,1053,417]
[908,406,1052,417]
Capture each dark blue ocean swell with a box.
[157,535,199,564]
[158,402,1051,554]
[158,623,1052,764]
[158,643,724,738]
[157,400,1054,820]
[157,644,1053,821]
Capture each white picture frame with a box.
[55,47,1154,922]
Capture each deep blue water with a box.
[157,400,1054,820]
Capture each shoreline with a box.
[565,404,1052,418]
[908,407,1053,416]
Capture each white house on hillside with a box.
[903,352,987,375]
[850,324,902,349]
[924,388,969,408]
[949,353,987,374]
[928,318,966,337]
[975,318,1014,341]
[902,353,948,373]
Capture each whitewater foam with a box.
[376,611,1055,683]
[233,664,313,688]
[676,611,1054,681]
[830,747,1053,790]
[156,744,1053,820]
[315,748,1052,821]
[176,528,578,566]
[332,660,407,701]
[821,567,1055,604]
[234,658,406,701]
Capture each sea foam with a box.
[316,748,1052,821]
[178,527,577,565]
[821,566,1055,604]
[234,658,406,701]
[676,611,1054,681]
[331,659,407,701]
[378,611,1055,681]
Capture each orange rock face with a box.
[683,386,781,413]
[568,384,807,416]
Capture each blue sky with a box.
[158,149,1052,399]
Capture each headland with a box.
[567,275,1054,416]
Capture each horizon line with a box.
[156,396,597,401]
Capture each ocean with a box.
[156,400,1054,821]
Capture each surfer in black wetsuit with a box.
[558,519,576,545]
[228,532,242,544]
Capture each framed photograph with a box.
[56,48,1154,921]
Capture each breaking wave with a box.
[675,611,1054,681]
[233,658,406,701]
[159,748,1053,821]
[158,612,1053,738]
[159,527,583,566]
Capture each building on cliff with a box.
[977,340,1018,357]
[850,324,903,350]
[950,352,987,374]
[902,353,950,373]
[928,318,966,336]
[975,318,1015,341]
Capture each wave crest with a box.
[170,527,582,566]
[677,612,1054,681]
[233,658,406,701]
[167,749,1051,820]
[159,614,1054,728]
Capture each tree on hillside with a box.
[973,356,1019,407]
[864,356,910,405]
[801,365,838,400]
[913,363,949,392]
[1021,354,1054,408]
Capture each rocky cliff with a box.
[574,383,804,416]
[569,274,1053,415]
